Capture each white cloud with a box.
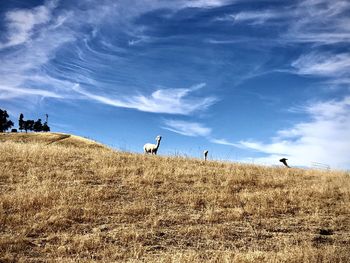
[72,83,217,115]
[0,24,75,103]
[291,52,350,77]
[0,0,57,48]
[252,2,350,169]
[0,0,229,106]
[182,0,231,8]
[214,0,350,45]
[210,138,242,148]
[0,2,115,106]
[289,49,350,91]
[305,97,350,119]
[161,124,247,148]
[287,0,350,86]
[162,119,212,136]
[0,85,62,100]
[237,97,350,169]
[284,0,350,44]
[218,10,284,25]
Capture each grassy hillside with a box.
[0,133,349,262]
[0,132,104,149]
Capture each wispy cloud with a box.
[213,0,350,45]
[0,1,77,106]
[283,1,350,88]
[291,52,350,77]
[0,0,229,106]
[0,0,122,104]
[284,0,350,44]
[217,10,284,25]
[236,97,350,169]
[0,85,62,100]
[73,83,217,115]
[162,119,212,136]
[163,121,245,150]
[209,138,243,148]
[0,0,57,48]
[182,0,231,8]
[289,50,350,92]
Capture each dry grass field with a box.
[0,133,349,262]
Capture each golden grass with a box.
[0,132,104,149]
[0,133,349,262]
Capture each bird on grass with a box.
[279,158,290,168]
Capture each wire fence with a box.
[311,162,330,171]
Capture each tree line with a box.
[0,108,50,133]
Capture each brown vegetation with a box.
[0,133,349,262]
[0,132,104,149]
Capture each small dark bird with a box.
[279,158,290,168]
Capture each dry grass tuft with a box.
[0,133,349,262]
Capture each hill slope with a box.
[0,132,105,149]
[0,133,349,262]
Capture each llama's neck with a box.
[155,139,161,149]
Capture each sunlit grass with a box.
[0,133,349,262]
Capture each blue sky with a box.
[1,0,350,169]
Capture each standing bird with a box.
[143,135,162,155]
[204,150,208,161]
[279,158,290,168]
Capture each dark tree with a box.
[33,119,43,132]
[24,120,34,133]
[0,109,14,132]
[42,122,50,132]
[19,113,25,132]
